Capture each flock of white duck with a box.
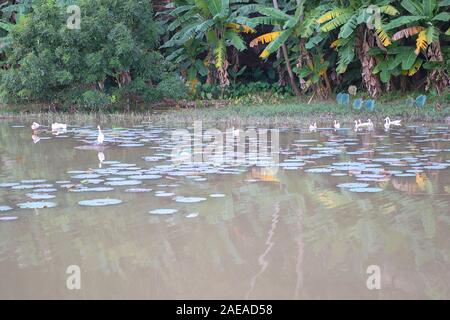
[31,122,104,145]
[309,117,402,133]
[31,117,400,144]
[31,121,238,145]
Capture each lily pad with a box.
[33,188,57,193]
[0,183,20,188]
[18,201,57,209]
[186,212,199,218]
[174,196,207,203]
[118,143,145,147]
[0,216,18,221]
[105,180,142,186]
[0,205,13,212]
[337,183,370,189]
[70,187,114,193]
[26,193,56,200]
[21,179,47,184]
[210,193,226,198]
[11,185,36,190]
[349,187,383,193]
[78,198,123,207]
[154,192,175,197]
[71,174,102,179]
[128,174,162,180]
[125,188,153,193]
[305,168,333,173]
[149,208,178,215]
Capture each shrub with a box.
[0,0,186,108]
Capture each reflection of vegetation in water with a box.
[279,168,450,298]
[1,122,449,298]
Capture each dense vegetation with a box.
[0,0,186,110]
[0,0,449,111]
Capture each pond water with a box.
[0,120,450,299]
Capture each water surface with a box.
[1,120,450,299]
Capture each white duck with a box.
[51,122,67,131]
[97,125,104,145]
[232,126,240,137]
[309,122,317,132]
[31,122,41,131]
[32,134,40,144]
[358,119,373,129]
[98,152,105,168]
[333,120,341,130]
[385,117,401,126]
[384,118,391,131]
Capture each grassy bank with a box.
[1,98,449,128]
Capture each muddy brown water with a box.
[0,120,449,299]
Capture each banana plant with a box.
[293,53,331,99]
[385,0,450,94]
[0,0,33,55]
[317,0,400,97]
[370,44,423,85]
[247,1,326,97]
[162,0,256,88]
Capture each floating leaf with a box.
[105,180,142,186]
[337,183,370,189]
[349,187,383,193]
[305,168,333,173]
[18,201,57,209]
[174,196,207,203]
[210,194,226,198]
[0,216,18,221]
[78,199,123,207]
[149,209,178,215]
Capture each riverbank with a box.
[1,99,449,128]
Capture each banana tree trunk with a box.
[356,27,381,98]
[272,0,301,96]
[425,42,450,95]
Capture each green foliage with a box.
[194,81,293,103]
[1,0,449,110]
[0,0,186,110]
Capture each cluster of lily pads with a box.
[1,122,450,222]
